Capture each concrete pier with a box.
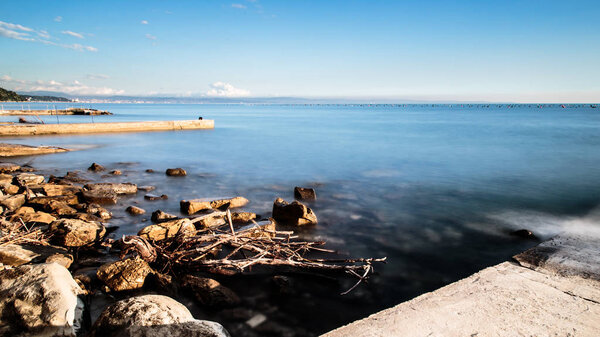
[0,120,214,136]
[323,234,600,337]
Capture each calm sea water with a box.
[2,103,600,335]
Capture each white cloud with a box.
[205,82,250,97]
[231,3,247,9]
[141,20,149,25]
[86,74,110,80]
[145,34,157,40]
[0,20,97,52]
[62,30,84,39]
[1,75,124,96]
[54,16,62,22]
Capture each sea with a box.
[1,102,600,335]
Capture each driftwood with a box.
[143,218,386,294]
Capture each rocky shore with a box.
[0,161,378,336]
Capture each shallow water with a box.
[2,103,600,335]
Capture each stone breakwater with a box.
[0,160,358,336]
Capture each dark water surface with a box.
[2,103,600,335]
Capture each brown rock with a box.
[0,244,69,266]
[145,169,155,173]
[110,170,122,175]
[272,198,318,226]
[181,275,240,307]
[49,219,106,247]
[88,162,105,172]
[0,163,20,173]
[0,173,12,183]
[126,205,146,215]
[231,212,257,224]
[166,168,187,176]
[14,173,45,186]
[72,213,103,222]
[238,219,276,238]
[97,257,153,292]
[41,184,83,197]
[10,207,56,224]
[180,199,212,215]
[2,184,20,195]
[84,182,137,195]
[87,203,112,220]
[294,186,317,201]
[151,209,178,223]
[191,211,226,229]
[138,218,196,241]
[0,194,25,211]
[139,185,156,192]
[46,253,74,268]
[210,196,249,210]
[28,194,80,206]
[82,189,118,205]
[45,200,78,216]
[144,193,168,201]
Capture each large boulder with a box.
[49,219,106,247]
[180,275,241,307]
[138,218,196,241]
[0,263,83,336]
[272,198,318,226]
[89,295,229,337]
[97,257,153,292]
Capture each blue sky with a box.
[0,0,599,102]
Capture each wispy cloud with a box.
[61,30,84,39]
[231,3,247,9]
[1,75,124,96]
[141,20,149,25]
[0,20,97,52]
[205,82,250,97]
[145,34,157,40]
[86,74,110,80]
[54,16,62,22]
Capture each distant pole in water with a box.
[198,116,203,120]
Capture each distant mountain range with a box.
[0,87,71,102]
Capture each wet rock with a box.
[191,211,226,229]
[96,257,153,292]
[145,169,155,173]
[510,229,538,240]
[46,253,74,268]
[82,189,118,205]
[0,194,25,211]
[151,209,179,223]
[49,218,106,247]
[139,185,156,192]
[126,205,146,215]
[181,275,241,307]
[294,187,317,201]
[0,263,83,336]
[41,184,83,197]
[166,168,187,176]
[0,163,20,173]
[231,211,257,224]
[272,198,318,226]
[88,162,105,172]
[85,182,138,195]
[110,169,122,175]
[87,203,112,220]
[0,243,69,266]
[144,193,168,201]
[138,218,196,241]
[89,295,229,337]
[14,173,45,186]
[181,196,249,215]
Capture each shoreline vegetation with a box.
[0,159,385,336]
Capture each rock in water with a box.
[88,162,105,172]
[89,295,229,337]
[180,197,249,215]
[138,218,196,241]
[96,257,153,292]
[85,182,138,194]
[166,168,187,176]
[49,218,106,247]
[294,186,317,201]
[110,170,122,175]
[151,209,179,223]
[0,263,83,336]
[181,275,241,307]
[82,189,118,205]
[126,205,146,215]
[272,198,318,226]
[0,163,20,173]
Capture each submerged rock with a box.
[510,229,538,240]
[110,169,122,175]
[49,218,106,247]
[89,295,229,337]
[294,186,317,201]
[126,205,146,216]
[166,168,187,176]
[138,185,156,192]
[272,198,318,226]
[88,162,105,172]
[144,193,168,201]
[0,263,83,336]
[138,218,196,241]
[96,257,153,292]
[181,275,241,307]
